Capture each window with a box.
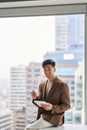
[0,1,87,129]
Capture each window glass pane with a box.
[0,14,84,129]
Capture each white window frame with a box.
[0,0,87,124]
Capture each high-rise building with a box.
[14,107,26,130]
[10,65,27,130]
[10,65,27,111]
[75,62,83,111]
[0,109,12,130]
[44,50,83,66]
[64,62,83,124]
[55,14,84,50]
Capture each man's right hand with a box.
[31,90,37,99]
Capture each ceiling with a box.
[0,0,87,8]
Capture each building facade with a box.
[14,107,26,130]
[55,14,84,51]
[10,65,27,130]
[10,65,26,111]
[0,109,12,130]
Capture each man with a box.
[26,59,70,130]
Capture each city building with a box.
[10,65,27,111]
[55,15,84,51]
[10,65,27,130]
[14,107,26,130]
[75,62,83,111]
[0,109,12,130]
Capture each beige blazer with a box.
[33,76,70,126]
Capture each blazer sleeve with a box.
[51,83,71,114]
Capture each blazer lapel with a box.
[43,80,48,100]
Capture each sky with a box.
[0,16,55,79]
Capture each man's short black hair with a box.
[42,59,56,68]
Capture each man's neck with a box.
[48,75,56,81]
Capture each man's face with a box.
[43,64,56,79]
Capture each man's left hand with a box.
[40,103,52,110]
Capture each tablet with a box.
[34,100,48,107]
